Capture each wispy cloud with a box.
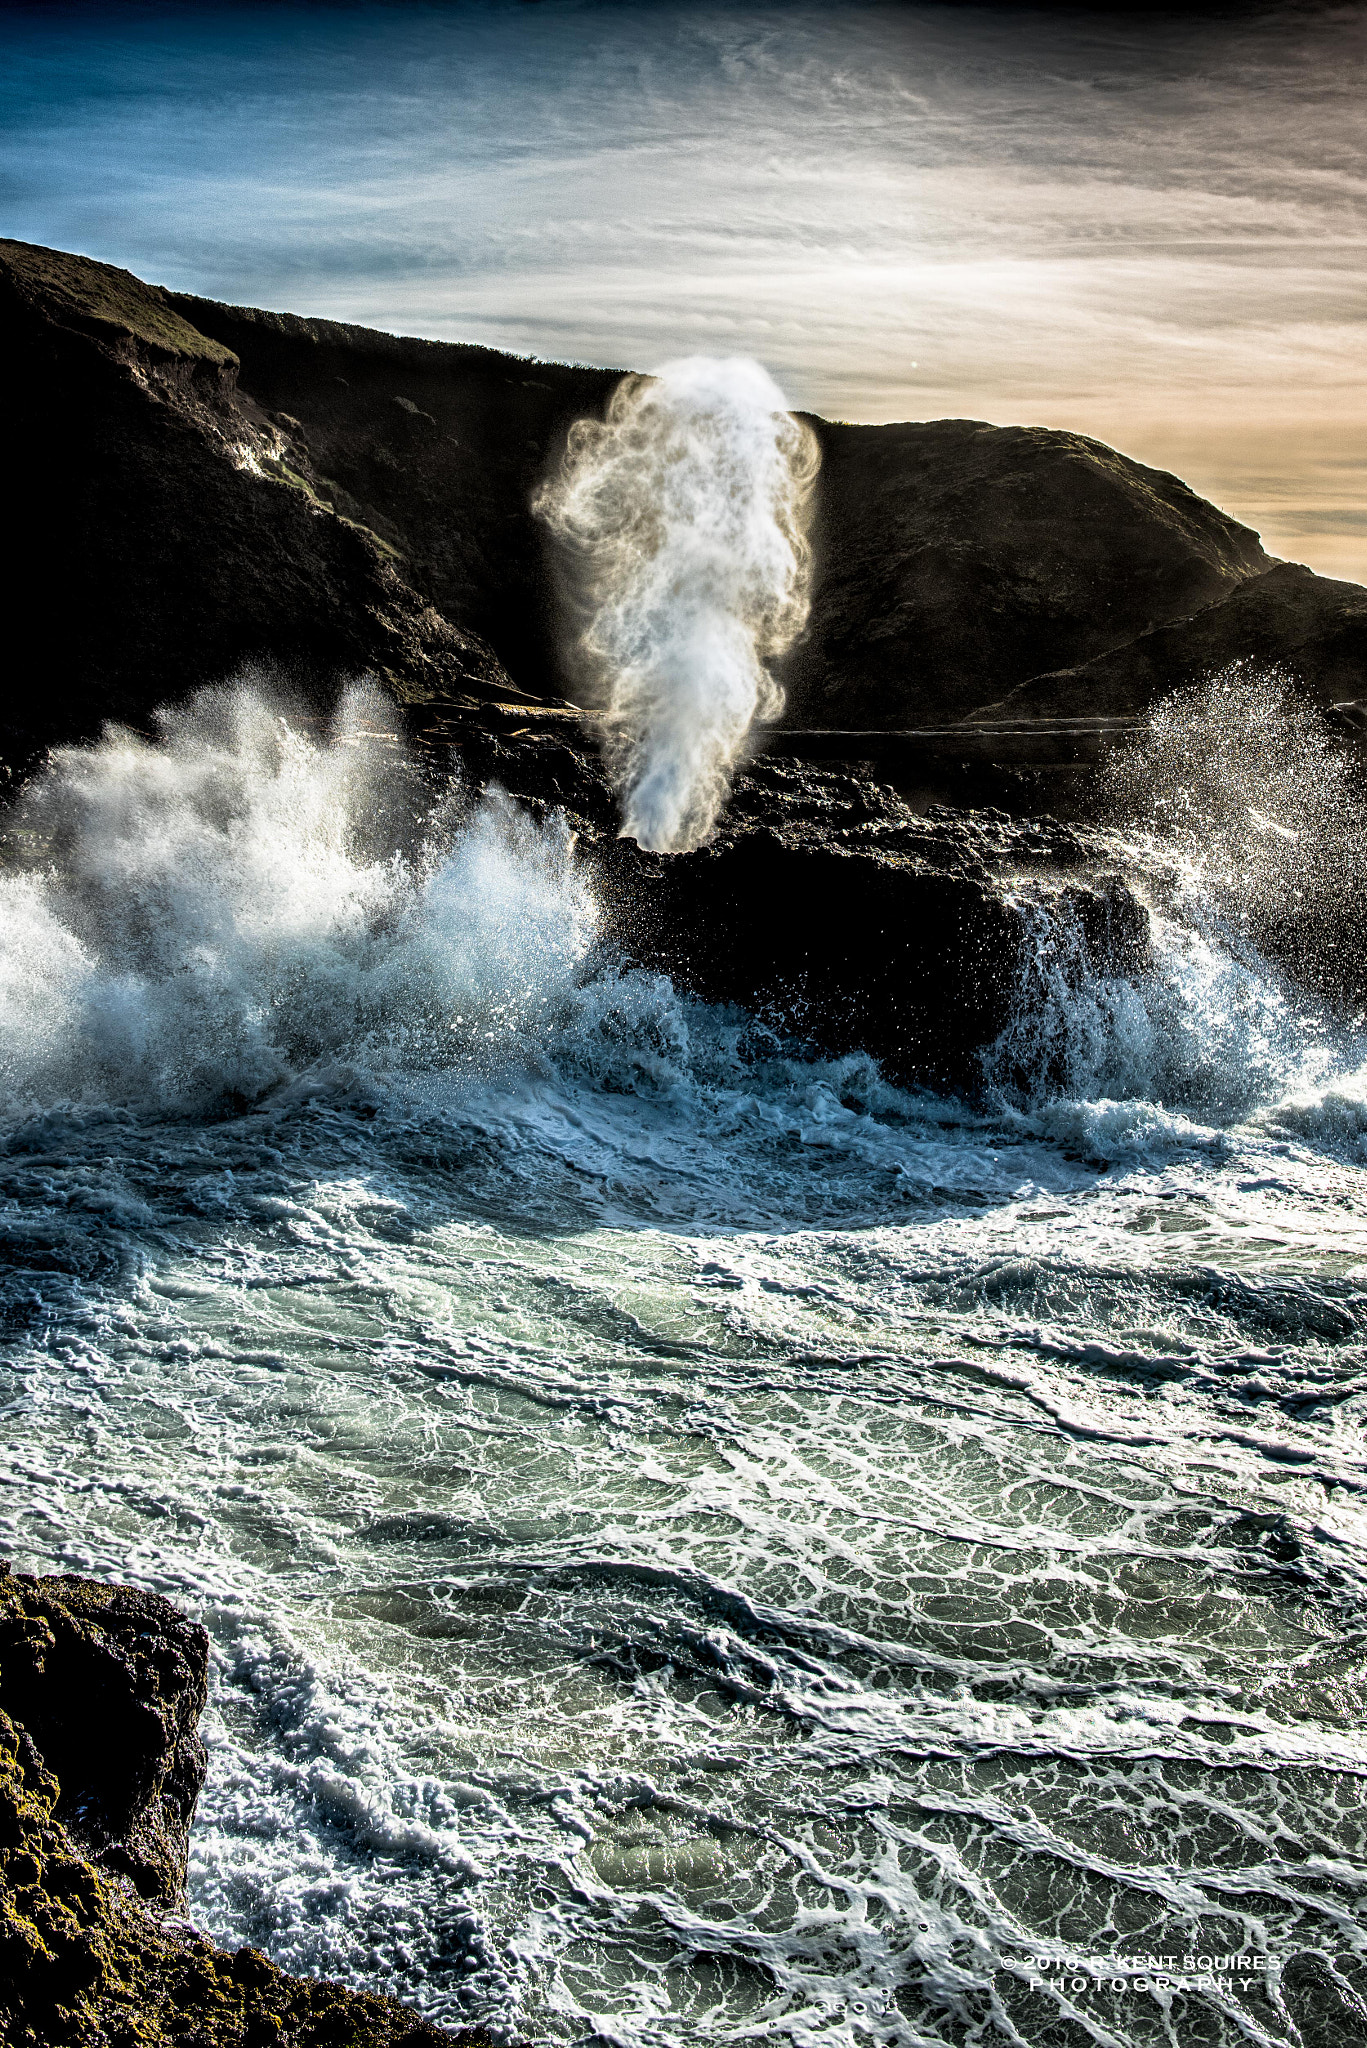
[4,0,1366,576]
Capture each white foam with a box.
[0,684,597,1110]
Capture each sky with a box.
[4,0,1366,583]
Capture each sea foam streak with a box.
[537,356,818,851]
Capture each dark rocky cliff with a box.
[6,235,1363,794]
[0,240,519,776]
[781,416,1273,727]
[164,286,1305,738]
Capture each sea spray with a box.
[1101,663,1367,1003]
[981,668,1367,1113]
[983,888,1333,1117]
[536,357,819,852]
[0,683,599,1109]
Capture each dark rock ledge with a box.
[589,761,1151,1094]
[0,1566,496,2048]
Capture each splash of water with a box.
[1101,663,1367,1003]
[984,889,1340,1120]
[0,684,598,1111]
[536,356,818,852]
[985,668,1367,1117]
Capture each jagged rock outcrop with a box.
[0,1566,492,2048]
[283,716,1143,1092]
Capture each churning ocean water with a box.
[2,688,1366,2048]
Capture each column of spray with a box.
[536,357,819,853]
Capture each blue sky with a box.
[4,0,1366,580]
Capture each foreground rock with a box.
[0,1566,492,2048]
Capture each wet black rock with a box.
[375,726,1149,1092]
[0,1570,208,1909]
[589,763,1150,1093]
[973,559,1367,728]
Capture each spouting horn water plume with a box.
[536,356,819,852]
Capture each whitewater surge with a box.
[3,684,1367,2047]
[0,684,600,1109]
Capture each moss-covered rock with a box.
[0,1570,208,1909]
[0,1568,497,2048]
[0,237,238,370]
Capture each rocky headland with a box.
[13,233,1360,1080]
[2,236,1366,2037]
[6,234,1365,795]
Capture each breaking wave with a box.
[0,684,602,1111]
[986,670,1367,1141]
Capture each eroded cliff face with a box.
[0,1566,492,2048]
[0,239,521,776]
